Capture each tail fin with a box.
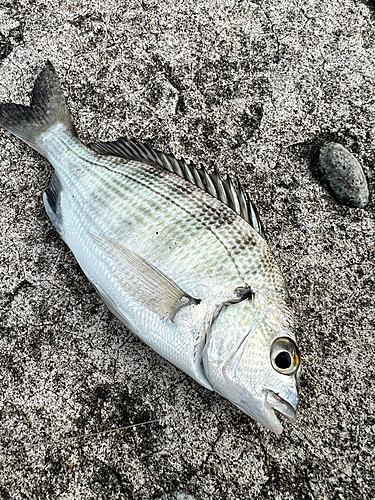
[0,61,74,155]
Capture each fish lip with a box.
[266,389,297,424]
[232,390,296,435]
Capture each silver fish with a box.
[0,62,300,434]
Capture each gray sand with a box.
[0,1,374,499]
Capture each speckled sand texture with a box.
[0,1,374,499]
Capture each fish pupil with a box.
[275,351,291,369]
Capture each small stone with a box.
[159,493,197,500]
[318,142,369,208]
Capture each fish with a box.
[0,61,300,434]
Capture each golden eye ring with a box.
[270,337,300,375]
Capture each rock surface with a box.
[0,1,374,499]
[319,142,369,208]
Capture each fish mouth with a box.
[233,389,297,435]
[265,389,296,433]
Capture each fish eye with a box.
[270,337,300,375]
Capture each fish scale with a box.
[0,61,301,434]
[46,126,265,294]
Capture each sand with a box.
[0,1,374,498]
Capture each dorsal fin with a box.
[89,137,265,238]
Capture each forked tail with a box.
[0,61,74,155]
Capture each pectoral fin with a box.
[92,235,199,320]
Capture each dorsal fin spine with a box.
[181,161,195,185]
[192,165,205,191]
[204,170,217,198]
[213,167,229,206]
[236,184,249,223]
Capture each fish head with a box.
[202,296,301,434]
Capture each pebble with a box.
[160,493,197,500]
[318,142,369,208]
